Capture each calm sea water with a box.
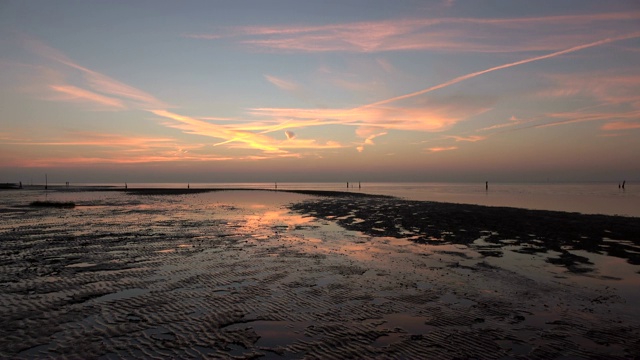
[64,181,639,218]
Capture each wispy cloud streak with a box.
[186,12,640,53]
[23,36,169,110]
[602,121,640,131]
[361,33,640,108]
[427,146,458,152]
[49,85,126,109]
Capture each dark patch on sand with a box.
[29,200,76,208]
[289,197,640,266]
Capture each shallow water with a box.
[1,190,639,358]
[47,181,640,217]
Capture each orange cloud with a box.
[355,126,388,152]
[151,109,284,152]
[427,146,458,152]
[249,105,467,132]
[153,109,344,153]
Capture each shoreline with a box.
[3,185,638,218]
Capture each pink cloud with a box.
[361,33,640,109]
[187,12,640,54]
[601,121,640,131]
[49,85,126,109]
[535,110,640,129]
[446,135,486,142]
[539,72,640,107]
[22,37,169,110]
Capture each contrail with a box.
[360,32,640,109]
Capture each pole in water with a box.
[622,180,626,190]
[275,182,277,189]
[45,174,48,190]
[485,181,488,191]
[347,182,349,188]
[359,182,361,189]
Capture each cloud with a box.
[601,121,640,131]
[539,72,640,107]
[19,39,343,156]
[446,135,486,142]
[152,109,343,153]
[535,110,640,129]
[14,32,639,162]
[0,131,241,166]
[264,74,319,104]
[186,12,640,54]
[376,58,397,74]
[4,132,175,147]
[355,126,388,152]
[150,109,285,153]
[14,154,241,167]
[265,74,299,91]
[249,105,473,133]
[361,33,640,108]
[427,146,458,152]
[480,108,640,136]
[49,85,126,109]
[22,37,169,110]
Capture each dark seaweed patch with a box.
[29,201,76,208]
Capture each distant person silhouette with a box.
[622,180,626,190]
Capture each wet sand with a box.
[1,189,639,359]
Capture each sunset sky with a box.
[1,1,639,183]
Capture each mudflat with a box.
[1,189,639,359]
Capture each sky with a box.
[1,0,639,184]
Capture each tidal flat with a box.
[1,189,639,359]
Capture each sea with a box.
[57,181,639,218]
